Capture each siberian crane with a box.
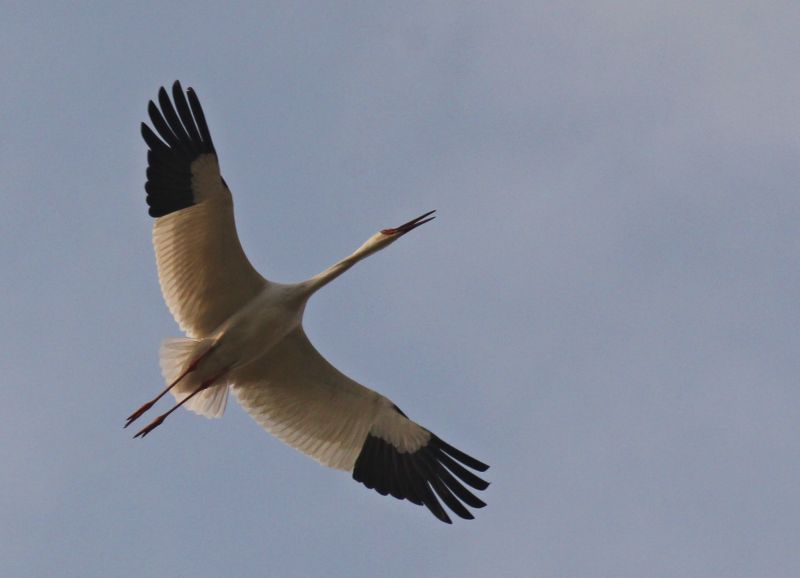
[126,81,489,523]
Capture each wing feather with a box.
[141,81,267,337]
[232,328,382,471]
[231,328,489,523]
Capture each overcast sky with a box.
[3,2,800,576]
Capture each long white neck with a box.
[301,234,389,296]
[306,254,360,293]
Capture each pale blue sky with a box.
[3,2,800,576]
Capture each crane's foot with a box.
[133,414,167,438]
[125,400,156,428]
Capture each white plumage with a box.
[127,81,489,523]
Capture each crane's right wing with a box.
[231,327,489,524]
[141,81,268,338]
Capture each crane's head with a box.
[352,210,436,260]
[307,210,437,293]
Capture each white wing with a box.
[142,81,267,338]
[231,327,489,523]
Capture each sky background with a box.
[3,2,800,576]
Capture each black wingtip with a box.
[353,431,489,524]
[141,81,218,218]
[431,435,490,472]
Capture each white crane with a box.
[127,81,489,523]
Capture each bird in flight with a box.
[127,81,489,523]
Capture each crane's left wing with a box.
[231,328,489,524]
[141,81,268,338]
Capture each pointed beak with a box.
[381,210,436,236]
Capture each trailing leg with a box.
[124,344,214,428]
[133,369,227,438]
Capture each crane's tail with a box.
[160,337,229,419]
